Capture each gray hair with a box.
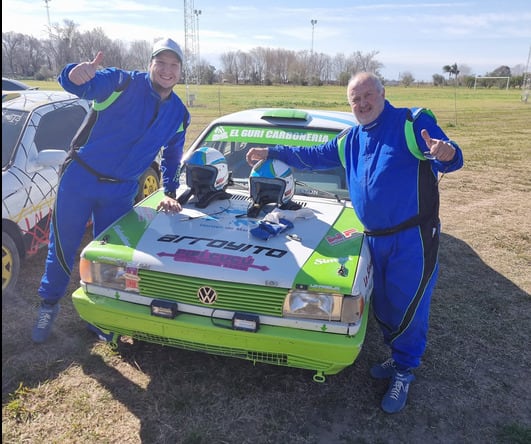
[348,72,383,94]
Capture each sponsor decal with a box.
[326,228,362,246]
[211,126,229,141]
[157,249,269,271]
[207,126,335,145]
[124,266,140,290]
[363,259,373,289]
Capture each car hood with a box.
[83,190,367,293]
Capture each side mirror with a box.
[36,149,68,167]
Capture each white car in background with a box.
[2,90,161,294]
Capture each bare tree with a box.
[51,19,82,69]
[348,50,383,75]
[16,26,524,88]
[126,40,151,71]
[432,73,445,86]
[77,28,113,62]
[2,32,26,76]
[249,47,266,83]
[275,49,297,84]
[400,71,415,87]
[220,51,238,83]
[236,51,252,83]
[332,53,350,85]
[103,39,127,69]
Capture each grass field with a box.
[2,82,531,443]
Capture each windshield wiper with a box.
[295,180,343,203]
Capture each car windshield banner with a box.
[206,125,338,146]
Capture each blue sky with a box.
[3,0,530,81]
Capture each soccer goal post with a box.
[474,76,510,90]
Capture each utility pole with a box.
[310,19,317,54]
[43,0,52,35]
[522,45,531,103]
[524,45,531,89]
[310,19,317,85]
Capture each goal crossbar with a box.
[474,76,510,90]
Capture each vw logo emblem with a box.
[197,286,217,304]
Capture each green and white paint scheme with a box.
[73,108,373,382]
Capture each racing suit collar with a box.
[361,100,391,130]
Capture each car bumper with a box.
[72,287,370,382]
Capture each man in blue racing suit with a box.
[246,72,464,413]
[32,38,189,344]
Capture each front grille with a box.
[93,323,334,372]
[138,270,286,316]
[137,331,288,365]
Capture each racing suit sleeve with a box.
[267,137,343,170]
[58,64,128,102]
[161,108,191,195]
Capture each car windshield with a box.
[193,124,350,201]
[2,108,29,168]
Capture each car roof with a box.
[2,77,36,91]
[207,108,357,131]
[2,90,85,111]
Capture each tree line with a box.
[2,20,527,88]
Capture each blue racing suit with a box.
[268,100,463,370]
[38,65,190,304]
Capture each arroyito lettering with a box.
[157,234,287,258]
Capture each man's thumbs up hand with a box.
[69,51,104,85]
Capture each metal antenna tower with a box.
[184,0,200,105]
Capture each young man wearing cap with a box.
[32,38,190,344]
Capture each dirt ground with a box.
[3,102,531,443]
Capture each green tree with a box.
[443,63,460,82]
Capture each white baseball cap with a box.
[151,38,184,63]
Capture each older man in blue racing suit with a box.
[32,38,189,344]
[246,72,463,413]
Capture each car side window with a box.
[34,105,87,152]
[2,110,28,168]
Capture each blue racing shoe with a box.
[370,358,397,379]
[31,302,60,343]
[381,370,416,414]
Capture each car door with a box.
[4,100,88,255]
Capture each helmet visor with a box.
[249,177,286,206]
[186,165,217,189]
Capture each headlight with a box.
[79,258,138,292]
[283,289,364,323]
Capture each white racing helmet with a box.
[184,147,229,207]
[249,159,295,207]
